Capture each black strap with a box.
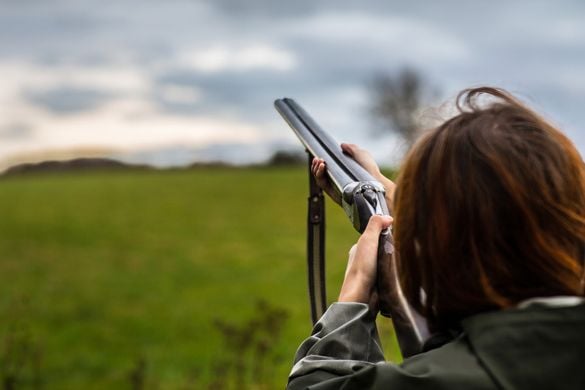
[307,154,327,324]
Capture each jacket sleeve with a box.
[287,302,386,389]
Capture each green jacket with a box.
[288,300,585,389]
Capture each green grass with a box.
[0,167,400,389]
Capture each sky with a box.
[0,0,584,169]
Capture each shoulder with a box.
[289,335,496,390]
[370,335,495,390]
[460,302,585,390]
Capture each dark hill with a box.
[1,158,150,177]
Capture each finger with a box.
[311,157,319,172]
[354,216,393,267]
[341,143,356,156]
[312,158,322,176]
[316,162,327,178]
[361,215,393,240]
[312,157,323,169]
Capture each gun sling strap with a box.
[307,154,327,324]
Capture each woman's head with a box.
[394,87,585,331]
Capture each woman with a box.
[288,87,585,389]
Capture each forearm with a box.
[374,173,396,212]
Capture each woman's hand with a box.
[340,143,396,210]
[311,143,396,209]
[338,215,393,312]
[311,157,342,205]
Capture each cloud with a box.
[28,97,267,151]
[0,61,150,101]
[286,12,469,64]
[209,0,320,18]
[158,85,203,105]
[0,123,33,140]
[25,86,114,114]
[179,44,297,73]
[0,60,274,167]
[0,96,270,170]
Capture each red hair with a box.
[394,87,585,331]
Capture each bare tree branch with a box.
[369,67,437,147]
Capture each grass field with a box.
[0,167,400,389]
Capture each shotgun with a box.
[274,97,429,358]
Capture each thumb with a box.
[362,215,393,239]
[341,143,357,156]
[360,215,393,246]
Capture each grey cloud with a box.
[0,123,34,140]
[0,2,112,60]
[210,0,320,18]
[153,73,292,125]
[153,63,366,125]
[25,86,115,114]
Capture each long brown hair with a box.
[394,87,585,331]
